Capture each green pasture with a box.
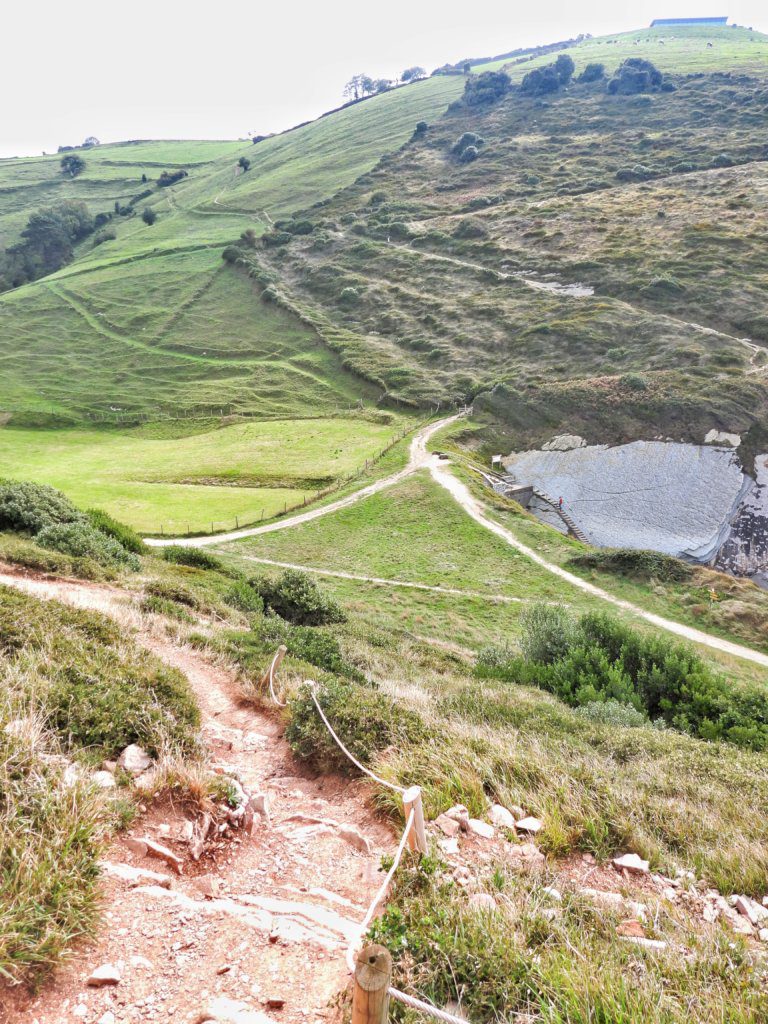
[0,415,409,534]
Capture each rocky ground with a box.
[2,569,768,1024]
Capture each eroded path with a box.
[0,569,393,1024]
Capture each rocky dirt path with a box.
[0,570,394,1024]
[144,415,461,550]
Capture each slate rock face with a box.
[503,441,751,563]
[716,453,768,581]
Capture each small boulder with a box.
[87,963,121,987]
[444,805,470,831]
[117,744,152,776]
[515,816,543,836]
[489,804,516,830]
[468,893,497,912]
[130,836,183,873]
[92,770,116,790]
[196,997,273,1024]
[733,895,768,926]
[468,818,495,840]
[759,928,768,942]
[435,814,461,838]
[612,853,649,876]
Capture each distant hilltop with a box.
[650,16,728,26]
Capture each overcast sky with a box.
[2,0,765,158]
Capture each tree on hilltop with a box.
[401,66,426,82]
[343,74,376,101]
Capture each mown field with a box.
[0,414,410,534]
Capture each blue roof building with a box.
[650,16,728,26]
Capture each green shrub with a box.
[608,58,663,95]
[0,479,84,535]
[453,218,488,239]
[574,699,649,728]
[140,595,195,622]
[253,569,345,626]
[37,522,140,571]
[339,286,360,307]
[485,604,768,751]
[620,372,648,390]
[0,534,108,581]
[259,617,362,679]
[161,546,226,571]
[86,508,147,554]
[224,579,264,614]
[459,146,479,164]
[568,548,694,582]
[578,62,605,83]
[286,678,426,774]
[452,132,484,157]
[461,71,511,107]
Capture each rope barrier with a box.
[389,989,470,1024]
[345,808,415,973]
[309,682,406,795]
[267,648,287,707]
[265,662,469,1021]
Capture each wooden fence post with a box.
[352,944,392,1024]
[402,785,428,855]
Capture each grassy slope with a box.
[0,414,409,533]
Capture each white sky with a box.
[2,0,766,158]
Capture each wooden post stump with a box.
[352,943,392,1024]
[259,644,287,692]
[402,785,428,854]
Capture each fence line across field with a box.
[264,648,466,1023]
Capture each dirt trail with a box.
[1,570,395,1024]
[429,461,768,669]
[145,414,460,549]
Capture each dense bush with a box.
[578,62,605,83]
[157,169,188,187]
[615,164,654,182]
[575,699,649,728]
[477,604,768,750]
[452,132,484,157]
[521,56,573,97]
[93,228,116,246]
[568,548,694,583]
[223,578,264,614]
[86,508,147,554]
[259,617,361,679]
[0,534,108,582]
[453,218,488,239]
[161,546,227,571]
[286,678,426,773]
[461,71,511,106]
[37,522,140,571]
[459,146,479,164]
[608,58,664,95]
[141,207,157,226]
[144,579,199,609]
[0,480,84,535]
[252,569,345,626]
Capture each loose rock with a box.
[489,804,516,830]
[444,805,470,831]
[92,770,116,790]
[468,893,497,912]
[435,814,461,838]
[337,823,372,854]
[612,853,649,876]
[87,963,121,987]
[468,818,495,840]
[117,744,152,776]
[515,816,543,836]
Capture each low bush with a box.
[161,546,227,572]
[141,594,195,622]
[86,508,147,554]
[93,228,116,246]
[568,548,694,582]
[157,169,188,188]
[223,578,264,614]
[478,604,768,751]
[578,62,605,83]
[461,70,511,107]
[259,617,362,680]
[145,579,199,608]
[37,522,140,571]
[453,218,488,240]
[0,534,108,581]
[451,132,484,157]
[608,58,664,95]
[459,146,479,164]
[253,569,345,626]
[0,479,83,535]
[574,699,649,728]
[286,678,427,774]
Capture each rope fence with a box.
[263,648,469,1023]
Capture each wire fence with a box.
[265,652,471,1024]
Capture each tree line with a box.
[343,66,426,102]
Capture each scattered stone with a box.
[543,886,562,902]
[582,888,625,910]
[124,836,148,857]
[92,770,116,790]
[506,843,545,870]
[612,853,649,876]
[619,936,668,952]
[702,902,720,924]
[452,866,473,888]
[130,955,153,970]
[87,963,121,987]
[99,860,172,889]
[468,893,497,912]
[435,814,461,838]
[131,836,184,873]
[730,915,755,936]
[98,1013,117,1024]
[265,997,285,1010]
[616,920,645,938]
[541,907,561,922]
[581,852,596,865]
[196,997,273,1023]
[759,929,768,943]
[438,838,459,856]
[733,895,768,926]
[509,805,525,820]
[102,759,117,773]
[193,874,220,899]
[117,744,152,776]
[468,818,495,840]
[628,901,648,923]
[489,804,516,830]
[515,816,543,836]
[444,805,470,831]
[337,823,372,854]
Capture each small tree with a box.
[373,78,392,93]
[60,154,85,177]
[401,66,426,82]
[238,156,251,172]
[82,136,100,147]
[141,173,148,183]
[343,73,376,101]
[141,207,157,225]
[554,54,575,85]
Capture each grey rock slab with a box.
[117,744,152,776]
[503,440,747,561]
